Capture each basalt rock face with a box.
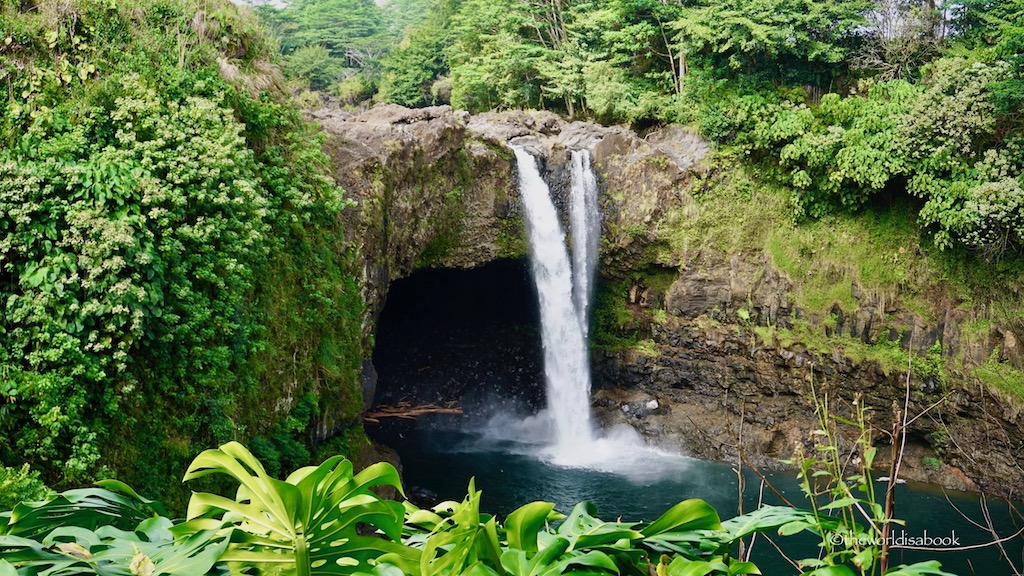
[313,104,705,337]
[313,104,705,430]
[590,250,1024,497]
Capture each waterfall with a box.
[512,146,600,455]
[569,149,600,339]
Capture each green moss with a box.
[634,339,661,357]
[974,356,1024,399]
[753,321,946,385]
[497,216,528,259]
[693,314,724,332]
[960,318,994,340]
[592,279,643,351]
[478,138,514,161]
[591,267,677,353]
[415,231,459,268]
[659,158,937,321]
[657,163,795,260]
[765,207,934,321]
[752,325,778,346]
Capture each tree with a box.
[568,0,685,122]
[284,44,345,90]
[446,0,551,111]
[286,0,388,63]
[382,0,436,38]
[377,0,460,106]
[673,0,871,87]
[257,0,391,93]
[851,0,942,81]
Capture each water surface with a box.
[372,417,1024,576]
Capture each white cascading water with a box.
[480,145,688,477]
[512,146,597,457]
[569,149,601,339]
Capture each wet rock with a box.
[592,304,1024,497]
[666,270,731,318]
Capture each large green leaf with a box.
[665,555,760,576]
[666,555,729,576]
[640,529,729,558]
[719,506,839,542]
[183,441,410,576]
[500,537,571,576]
[641,500,722,537]
[505,502,557,552]
[500,538,621,576]
[883,561,957,576]
[2,482,164,539]
[0,516,228,576]
[803,567,857,576]
[556,502,643,551]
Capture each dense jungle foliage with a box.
[255,0,1023,259]
[0,0,365,506]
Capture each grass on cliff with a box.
[654,153,1024,399]
[658,160,936,322]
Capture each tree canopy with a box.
[365,0,1024,256]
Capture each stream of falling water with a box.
[569,149,601,340]
[512,146,595,457]
[509,145,686,472]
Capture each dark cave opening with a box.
[370,258,545,415]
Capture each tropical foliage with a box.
[0,0,365,504]
[361,0,1024,256]
[0,444,955,576]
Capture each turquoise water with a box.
[372,419,1024,576]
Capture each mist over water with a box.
[513,146,595,456]
[508,146,690,477]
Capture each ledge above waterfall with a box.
[312,104,711,341]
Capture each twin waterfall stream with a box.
[508,145,684,471]
[512,146,600,458]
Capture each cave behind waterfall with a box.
[371,259,544,416]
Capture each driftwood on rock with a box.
[365,401,462,423]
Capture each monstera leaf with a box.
[183,441,418,576]
[0,516,228,576]
[1,480,165,539]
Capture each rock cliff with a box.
[314,104,1024,497]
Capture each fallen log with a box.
[365,402,462,423]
